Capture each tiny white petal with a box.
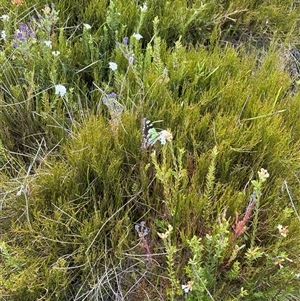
[159,130,173,145]
[44,40,52,48]
[1,30,6,40]
[277,224,288,237]
[181,285,190,293]
[54,84,67,97]
[140,3,148,12]
[52,50,60,56]
[158,133,166,145]
[181,281,193,293]
[132,33,143,40]
[83,23,92,30]
[0,15,9,21]
[109,62,118,71]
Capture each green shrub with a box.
[1,0,300,300]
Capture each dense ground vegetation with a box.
[1,0,300,300]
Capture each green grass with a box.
[1,0,300,300]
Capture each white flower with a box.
[43,5,51,14]
[132,33,143,40]
[109,62,118,71]
[258,168,269,180]
[140,3,148,12]
[1,30,6,40]
[54,84,67,97]
[181,281,194,293]
[157,224,173,239]
[44,40,52,48]
[158,130,173,145]
[158,133,166,145]
[0,14,9,21]
[52,50,60,56]
[277,224,288,237]
[83,23,92,30]
[157,232,168,239]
